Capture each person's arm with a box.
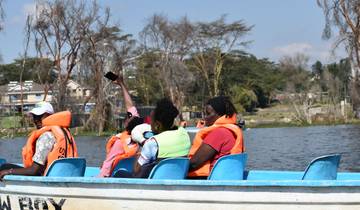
[133,156,142,175]
[114,75,134,110]
[133,139,158,176]
[189,128,234,171]
[0,162,44,180]
[189,143,217,171]
[0,132,56,180]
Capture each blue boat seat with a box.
[0,158,6,167]
[45,158,86,177]
[302,154,341,180]
[208,153,248,180]
[148,158,190,180]
[111,157,136,177]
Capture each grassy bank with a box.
[1,103,359,138]
[242,103,359,128]
[0,116,22,129]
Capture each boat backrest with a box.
[208,153,248,180]
[45,158,86,177]
[302,154,341,180]
[111,157,136,177]
[0,158,6,167]
[148,158,190,180]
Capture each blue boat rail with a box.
[3,173,360,187]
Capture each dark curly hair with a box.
[153,98,179,130]
[125,117,144,133]
[206,96,237,118]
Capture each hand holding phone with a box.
[104,72,119,81]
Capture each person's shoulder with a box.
[39,131,55,140]
[143,137,158,146]
[36,131,56,149]
[212,127,234,135]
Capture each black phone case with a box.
[104,72,118,81]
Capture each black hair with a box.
[206,96,237,117]
[125,117,144,132]
[153,98,179,130]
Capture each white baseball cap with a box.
[29,101,54,116]
[131,123,153,144]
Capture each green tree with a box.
[229,85,257,113]
[191,16,252,97]
[311,60,327,92]
[127,52,164,106]
[221,51,283,112]
[317,0,360,113]
[0,57,55,85]
[326,58,351,100]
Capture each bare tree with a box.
[322,69,343,121]
[140,14,194,109]
[31,0,100,110]
[0,0,5,62]
[279,54,314,124]
[317,0,360,113]
[0,0,4,32]
[18,15,32,131]
[191,15,252,97]
[79,9,135,135]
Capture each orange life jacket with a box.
[22,111,78,175]
[188,114,244,177]
[105,131,139,174]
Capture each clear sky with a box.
[0,0,346,65]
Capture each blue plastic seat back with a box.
[208,153,248,180]
[302,154,341,180]
[0,158,6,167]
[45,158,86,177]
[111,157,136,177]
[148,158,190,180]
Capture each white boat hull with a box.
[2,175,360,210]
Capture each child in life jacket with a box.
[99,72,144,177]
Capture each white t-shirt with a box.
[32,131,56,165]
[137,138,158,166]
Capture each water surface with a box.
[1,124,359,172]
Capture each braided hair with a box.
[153,98,179,130]
[206,96,237,118]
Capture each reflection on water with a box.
[1,124,360,172]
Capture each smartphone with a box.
[104,72,119,81]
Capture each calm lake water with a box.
[1,124,360,172]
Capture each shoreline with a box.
[2,120,360,138]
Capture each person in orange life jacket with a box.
[98,116,144,177]
[98,74,143,177]
[115,98,191,178]
[188,96,244,178]
[0,102,78,180]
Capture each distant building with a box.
[0,81,52,113]
[0,80,91,113]
[65,80,91,100]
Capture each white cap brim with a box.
[29,108,48,116]
[28,102,54,116]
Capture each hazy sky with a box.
[0,0,346,65]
